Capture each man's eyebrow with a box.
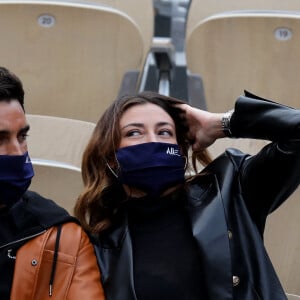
[0,129,9,135]
[0,125,30,136]
[19,124,30,134]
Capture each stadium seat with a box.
[26,114,95,169]
[186,11,300,112]
[73,0,155,97]
[264,188,300,296]
[0,0,152,122]
[26,114,95,214]
[30,163,83,215]
[186,0,300,33]
[208,138,269,158]
[78,0,178,97]
[286,294,300,300]
[75,0,154,54]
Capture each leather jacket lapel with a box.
[96,215,137,300]
[186,174,233,300]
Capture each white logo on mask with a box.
[25,155,31,163]
[166,147,181,156]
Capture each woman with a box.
[75,91,300,300]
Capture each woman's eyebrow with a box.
[156,122,175,128]
[121,123,144,130]
[121,122,175,130]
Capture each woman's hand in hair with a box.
[174,103,226,151]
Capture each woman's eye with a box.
[126,130,141,137]
[159,129,173,136]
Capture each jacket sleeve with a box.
[229,91,300,217]
[230,90,300,147]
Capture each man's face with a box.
[0,100,29,155]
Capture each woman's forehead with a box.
[120,102,174,125]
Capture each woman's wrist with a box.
[221,109,234,137]
[207,113,227,139]
[204,108,235,140]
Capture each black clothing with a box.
[126,190,207,300]
[0,191,76,299]
[95,93,300,300]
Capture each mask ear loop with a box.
[106,162,118,178]
[183,156,188,170]
[105,152,120,179]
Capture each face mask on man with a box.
[114,142,186,197]
[0,152,34,207]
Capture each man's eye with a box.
[18,133,29,142]
[0,135,8,145]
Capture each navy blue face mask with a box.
[115,142,186,197]
[0,152,34,208]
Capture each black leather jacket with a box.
[95,92,300,300]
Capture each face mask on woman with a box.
[0,152,34,207]
[114,142,186,197]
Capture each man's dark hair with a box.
[0,66,25,110]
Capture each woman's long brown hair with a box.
[74,91,212,234]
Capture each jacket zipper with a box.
[0,230,47,250]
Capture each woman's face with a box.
[119,103,177,148]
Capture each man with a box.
[0,67,105,299]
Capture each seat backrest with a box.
[286,294,300,300]
[26,114,95,169]
[74,0,154,55]
[27,114,95,214]
[30,163,83,214]
[186,0,300,36]
[264,188,300,296]
[0,0,147,122]
[186,11,300,112]
[207,138,269,158]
